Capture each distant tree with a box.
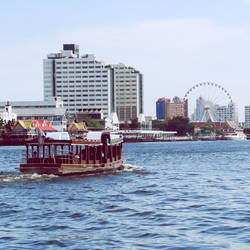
[5,120,13,132]
[166,116,194,136]
[243,128,250,134]
[84,117,101,128]
[0,118,5,129]
[152,120,167,130]
[130,118,140,130]
[216,128,224,136]
[120,122,130,130]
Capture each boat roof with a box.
[26,131,123,146]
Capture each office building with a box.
[245,106,250,128]
[156,97,184,120]
[43,44,112,118]
[192,97,238,124]
[107,63,143,123]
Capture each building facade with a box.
[0,98,67,131]
[44,44,112,118]
[156,98,170,120]
[191,97,238,124]
[107,63,143,123]
[245,106,250,128]
[156,97,184,120]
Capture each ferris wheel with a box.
[183,82,233,122]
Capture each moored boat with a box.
[20,131,124,175]
[223,131,247,141]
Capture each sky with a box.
[1,0,250,121]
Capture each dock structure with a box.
[118,130,177,142]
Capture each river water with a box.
[1,141,250,249]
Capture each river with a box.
[1,141,250,249]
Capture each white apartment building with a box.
[108,63,143,123]
[192,97,238,124]
[216,102,238,124]
[44,44,112,118]
[245,106,250,128]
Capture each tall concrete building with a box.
[43,44,112,118]
[245,106,250,128]
[156,97,184,120]
[192,97,238,124]
[156,98,170,120]
[107,63,143,123]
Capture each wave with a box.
[0,173,58,183]
[121,163,144,172]
[0,164,143,183]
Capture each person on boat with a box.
[33,150,38,158]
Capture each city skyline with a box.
[2,0,250,121]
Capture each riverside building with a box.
[43,44,112,118]
[107,63,144,123]
[0,98,67,131]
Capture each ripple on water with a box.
[33,240,66,248]
[0,173,58,183]
[1,142,250,249]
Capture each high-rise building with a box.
[192,97,238,124]
[43,44,112,118]
[156,97,184,120]
[107,63,143,123]
[245,106,250,128]
[156,98,169,120]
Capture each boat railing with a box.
[26,154,80,165]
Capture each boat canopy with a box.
[46,132,70,141]
[86,131,122,143]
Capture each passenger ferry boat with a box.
[20,131,124,175]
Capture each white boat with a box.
[224,131,247,140]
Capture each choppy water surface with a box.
[1,141,250,249]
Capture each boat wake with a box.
[120,163,144,172]
[0,164,143,183]
[0,173,58,183]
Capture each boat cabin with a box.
[20,131,123,175]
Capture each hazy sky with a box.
[1,0,250,121]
